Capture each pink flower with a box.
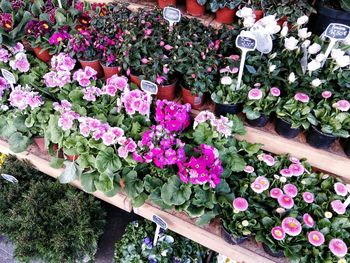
[262,154,275,166]
[281,217,302,236]
[257,176,270,190]
[232,197,249,212]
[329,239,348,258]
[333,100,350,112]
[251,181,263,194]
[248,88,263,100]
[308,231,325,247]
[278,194,294,209]
[118,146,128,158]
[289,163,304,176]
[283,184,298,198]
[141,58,149,64]
[302,192,314,203]
[244,165,254,173]
[271,226,285,241]
[102,84,118,96]
[102,132,116,146]
[289,156,300,163]
[159,41,165,46]
[334,182,348,196]
[270,87,281,97]
[322,90,332,99]
[280,168,293,177]
[303,213,314,227]
[331,200,346,215]
[294,92,309,103]
[9,52,30,72]
[270,188,283,199]
[58,115,74,130]
[164,44,173,50]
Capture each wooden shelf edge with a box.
[133,203,281,263]
[0,140,132,212]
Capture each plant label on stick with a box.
[141,80,158,118]
[163,7,181,27]
[235,34,257,90]
[1,69,16,88]
[152,214,168,246]
[344,196,350,208]
[1,173,18,184]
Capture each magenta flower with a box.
[248,88,263,100]
[278,194,294,209]
[257,176,270,190]
[281,217,302,236]
[49,32,70,45]
[271,226,285,241]
[270,188,283,199]
[244,165,255,173]
[283,184,298,198]
[164,44,173,50]
[289,156,300,164]
[331,200,346,215]
[233,197,249,212]
[302,192,314,203]
[0,48,9,62]
[334,182,348,196]
[280,168,293,177]
[102,84,118,97]
[322,90,332,99]
[303,213,314,227]
[141,58,149,64]
[308,231,325,247]
[9,53,30,73]
[329,239,348,258]
[270,87,281,97]
[333,100,350,112]
[294,92,309,103]
[262,154,276,166]
[289,163,305,176]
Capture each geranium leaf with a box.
[161,175,191,206]
[59,161,82,183]
[8,132,30,153]
[95,147,121,173]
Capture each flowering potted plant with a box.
[240,0,264,20]
[275,92,317,138]
[243,85,281,127]
[307,95,350,149]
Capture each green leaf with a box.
[95,172,114,193]
[161,175,191,206]
[13,115,29,132]
[95,147,121,173]
[59,161,82,183]
[124,170,144,199]
[132,193,148,207]
[196,208,219,225]
[185,205,205,218]
[49,157,64,169]
[8,132,30,153]
[81,171,98,193]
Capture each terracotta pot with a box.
[277,16,288,27]
[79,58,103,78]
[181,86,204,110]
[130,74,141,87]
[64,153,80,162]
[101,63,120,79]
[215,7,236,24]
[158,0,177,8]
[33,137,46,152]
[33,47,52,63]
[157,80,178,101]
[186,0,205,17]
[254,10,264,21]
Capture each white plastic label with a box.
[1,173,18,184]
[236,35,257,52]
[163,7,181,26]
[1,69,16,84]
[325,23,350,41]
[152,214,167,246]
[141,80,158,95]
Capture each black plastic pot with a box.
[246,114,269,127]
[308,4,350,35]
[221,225,248,245]
[262,243,284,258]
[344,139,350,157]
[275,118,302,139]
[214,101,242,116]
[307,126,337,150]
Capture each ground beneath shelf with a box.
[0,203,139,263]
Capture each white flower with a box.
[221,76,233,85]
[297,15,309,26]
[274,174,280,179]
[288,72,296,83]
[0,105,8,111]
[276,207,286,214]
[217,254,238,263]
[302,40,311,48]
[338,259,347,263]
[336,55,350,68]
[236,7,254,18]
[253,15,280,35]
[343,35,350,45]
[307,60,321,72]
[243,16,256,28]
[325,211,333,219]
[269,64,276,72]
[308,43,321,54]
[280,26,288,37]
[331,49,345,60]
[242,220,249,227]
[311,78,322,87]
[315,53,326,63]
[280,176,287,183]
[284,37,299,51]
[298,28,311,39]
[301,180,306,185]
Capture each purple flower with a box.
[49,32,70,45]
[0,48,10,62]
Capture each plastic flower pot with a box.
[181,86,204,110]
[157,80,178,101]
[214,101,242,116]
[64,153,80,162]
[262,243,284,258]
[254,10,264,21]
[275,118,302,139]
[344,139,350,157]
[186,0,205,17]
[246,114,269,127]
[221,225,248,245]
[33,47,52,63]
[215,7,236,24]
[158,0,177,8]
[33,137,46,152]
[306,126,337,150]
[79,58,103,78]
[130,73,141,87]
[101,63,120,79]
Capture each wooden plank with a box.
[134,202,287,263]
[0,140,133,212]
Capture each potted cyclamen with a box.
[208,0,241,24]
[240,0,264,21]
[307,94,350,149]
[275,92,316,139]
[187,0,206,16]
[243,85,281,127]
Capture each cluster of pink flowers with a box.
[9,52,30,73]
[73,66,97,87]
[155,100,191,133]
[279,159,305,177]
[177,144,223,188]
[251,176,270,193]
[51,53,76,72]
[101,75,128,97]
[0,47,10,62]
[133,125,186,168]
[117,89,149,116]
[270,183,298,209]
[8,85,43,110]
[55,102,80,131]
[0,77,9,99]
[82,86,101,102]
[194,111,233,137]
[258,153,276,166]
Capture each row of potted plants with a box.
[0,44,349,261]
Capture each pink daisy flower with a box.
[262,154,276,166]
[333,100,350,112]
[281,217,302,236]
[271,226,285,241]
[278,194,294,209]
[289,163,305,176]
[308,231,325,247]
[331,200,346,215]
[303,213,314,227]
[289,156,300,163]
[329,239,348,258]
[233,197,249,212]
[294,92,310,103]
[256,176,270,191]
[302,192,314,203]
[321,90,332,99]
[334,182,348,196]
[283,184,298,198]
[244,165,255,173]
[248,88,263,100]
[251,181,264,194]
[270,188,283,199]
[270,87,281,97]
[280,168,293,177]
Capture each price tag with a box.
[1,173,18,184]
[141,80,158,95]
[1,69,16,88]
[235,33,257,90]
[152,214,167,246]
[163,7,181,27]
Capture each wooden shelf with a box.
[0,140,132,212]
